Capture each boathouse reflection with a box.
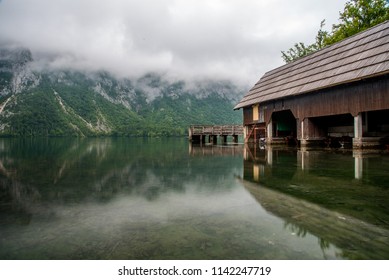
[242,145,389,259]
[244,145,381,181]
[239,177,389,259]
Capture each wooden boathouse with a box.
[235,21,389,149]
[188,125,243,144]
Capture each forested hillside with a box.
[0,48,243,137]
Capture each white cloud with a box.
[0,0,347,87]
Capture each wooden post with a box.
[353,113,363,149]
[267,119,273,144]
[354,113,363,138]
[188,127,193,141]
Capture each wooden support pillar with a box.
[188,127,193,141]
[266,119,273,144]
[300,118,308,147]
[296,118,301,142]
[300,118,325,147]
[232,135,238,143]
[354,113,363,138]
[221,135,228,144]
[353,113,363,149]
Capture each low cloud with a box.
[0,0,347,87]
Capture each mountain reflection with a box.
[0,138,241,224]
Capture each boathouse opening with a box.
[271,110,297,138]
[365,109,389,137]
[308,113,354,148]
[265,110,298,146]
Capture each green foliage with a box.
[134,79,241,137]
[281,42,318,64]
[0,68,242,137]
[324,0,389,45]
[281,0,389,63]
[281,20,328,63]
[2,90,74,136]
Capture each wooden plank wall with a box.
[257,75,389,123]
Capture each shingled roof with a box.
[234,20,389,110]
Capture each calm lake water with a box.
[0,137,388,260]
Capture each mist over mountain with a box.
[0,47,243,137]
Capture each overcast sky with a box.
[0,0,347,87]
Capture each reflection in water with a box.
[243,145,389,259]
[0,138,388,259]
[240,179,389,259]
[189,143,244,157]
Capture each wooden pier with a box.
[188,125,244,144]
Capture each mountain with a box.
[0,48,243,137]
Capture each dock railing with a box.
[188,125,244,143]
[189,125,243,136]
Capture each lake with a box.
[0,137,388,259]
